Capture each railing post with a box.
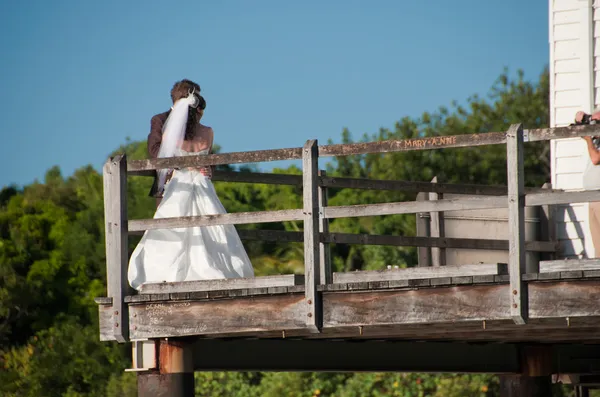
[416,192,432,267]
[540,183,556,262]
[506,124,528,325]
[303,140,322,332]
[103,154,130,342]
[318,170,332,285]
[429,176,446,266]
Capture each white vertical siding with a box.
[550,0,595,258]
[594,2,600,107]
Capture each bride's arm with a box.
[193,127,214,177]
[203,128,214,178]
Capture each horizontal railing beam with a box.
[323,196,508,219]
[124,125,600,173]
[319,124,600,158]
[323,190,600,219]
[320,176,555,195]
[526,124,600,142]
[127,190,600,232]
[319,132,507,157]
[128,209,304,233]
[323,233,556,252]
[526,189,600,206]
[127,147,304,173]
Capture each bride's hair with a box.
[171,79,200,102]
[169,79,206,141]
[184,94,206,141]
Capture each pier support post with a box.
[499,375,552,397]
[499,345,553,397]
[138,339,194,397]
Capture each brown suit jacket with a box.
[147,110,171,198]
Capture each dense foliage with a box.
[0,68,584,396]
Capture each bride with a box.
[128,89,255,290]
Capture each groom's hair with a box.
[171,79,201,103]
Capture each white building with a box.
[549,0,598,258]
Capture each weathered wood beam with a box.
[103,155,130,343]
[297,317,600,343]
[539,183,556,262]
[318,170,332,285]
[507,124,527,325]
[331,263,507,284]
[98,301,116,342]
[323,195,508,219]
[540,259,600,273]
[138,274,305,294]
[125,124,600,174]
[416,192,432,267]
[526,189,600,206]
[127,208,304,233]
[527,123,600,142]
[198,319,600,344]
[321,190,600,220]
[127,147,303,172]
[322,232,556,252]
[320,175,553,195]
[303,140,322,332]
[319,132,508,156]
[429,177,446,266]
[317,124,600,158]
[323,280,600,327]
[128,293,307,339]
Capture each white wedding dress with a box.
[128,148,255,290]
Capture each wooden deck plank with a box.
[332,263,507,284]
[139,274,305,294]
[117,268,600,304]
[540,259,600,273]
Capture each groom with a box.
[147,79,210,207]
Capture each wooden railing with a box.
[103,123,600,342]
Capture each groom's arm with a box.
[147,114,165,158]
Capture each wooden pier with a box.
[97,123,600,396]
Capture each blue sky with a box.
[0,0,549,188]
